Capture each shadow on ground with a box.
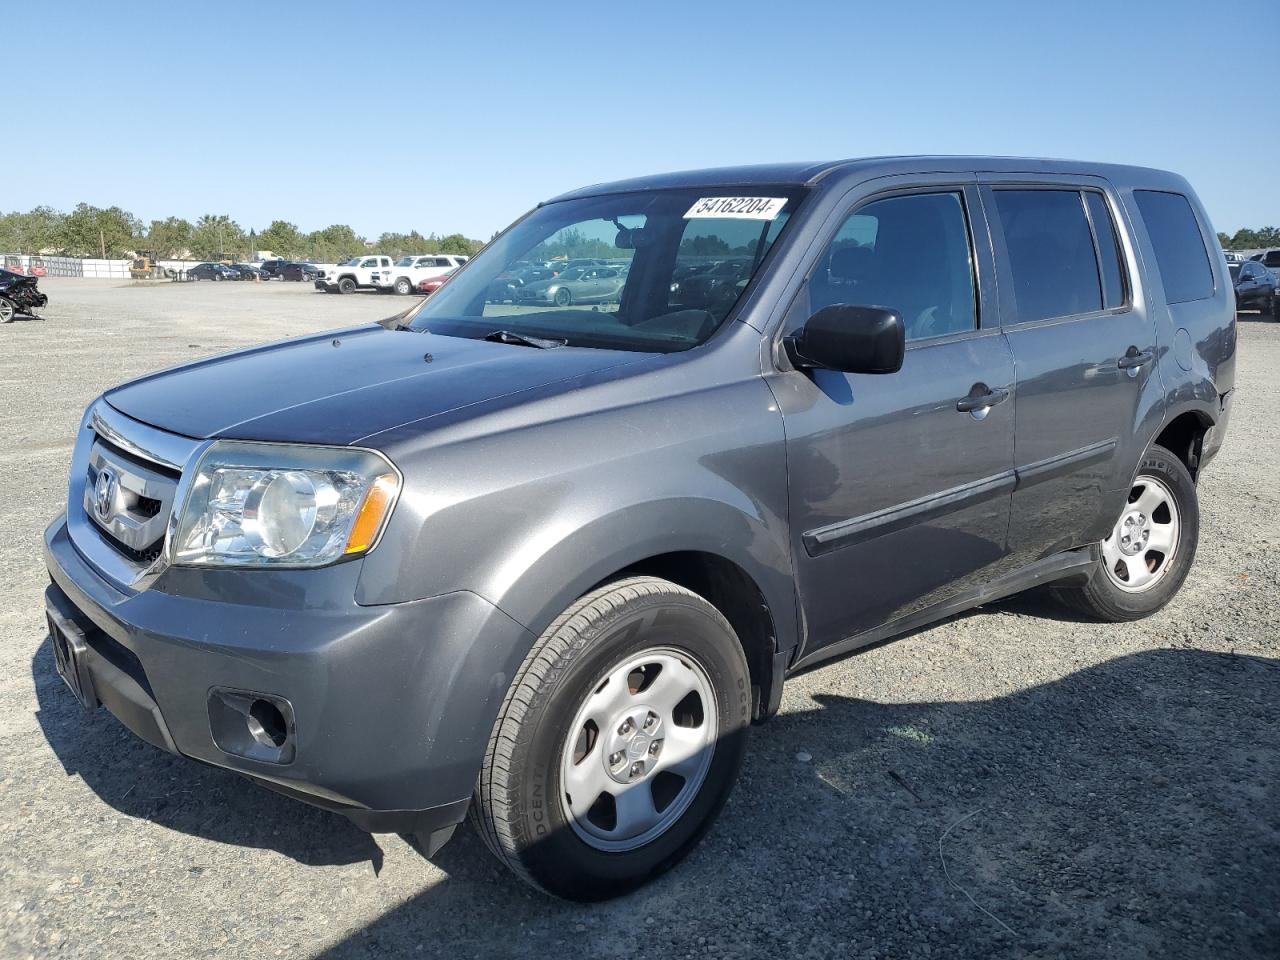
[34,640,1280,958]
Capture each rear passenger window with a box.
[1134,190,1213,304]
[993,190,1101,322]
[1083,192,1126,309]
[811,191,977,341]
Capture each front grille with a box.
[82,428,181,567]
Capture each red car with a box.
[416,269,455,295]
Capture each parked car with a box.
[669,257,750,310]
[1230,259,1276,315]
[281,262,322,282]
[230,264,267,281]
[486,265,556,303]
[314,255,396,294]
[186,262,240,281]
[416,269,455,295]
[387,255,468,295]
[0,268,48,322]
[42,157,1234,902]
[1247,249,1280,270]
[515,264,626,305]
[257,259,292,280]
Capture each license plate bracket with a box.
[47,606,100,711]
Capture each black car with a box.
[187,262,240,281]
[1230,259,1276,315]
[230,264,267,281]
[0,268,48,322]
[258,259,290,279]
[281,262,321,282]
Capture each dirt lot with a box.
[1,279,1277,959]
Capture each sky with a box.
[9,0,1278,241]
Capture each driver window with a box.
[811,191,977,341]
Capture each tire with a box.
[1052,444,1199,621]
[394,277,412,295]
[469,576,751,901]
[554,287,572,307]
[0,298,15,323]
[337,277,356,295]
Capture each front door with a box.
[774,185,1016,656]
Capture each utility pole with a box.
[100,228,106,260]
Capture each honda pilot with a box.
[43,157,1236,900]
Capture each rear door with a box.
[980,178,1159,564]
[775,181,1017,655]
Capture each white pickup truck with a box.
[385,254,469,295]
[314,255,397,294]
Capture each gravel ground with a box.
[1,279,1277,959]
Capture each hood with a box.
[104,324,642,445]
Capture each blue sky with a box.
[12,0,1277,240]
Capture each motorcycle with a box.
[0,268,49,323]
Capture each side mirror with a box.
[785,304,905,374]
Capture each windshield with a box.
[406,187,804,351]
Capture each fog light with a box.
[208,688,296,764]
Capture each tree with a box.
[438,232,479,256]
[257,220,304,258]
[146,217,194,258]
[190,214,246,260]
[62,203,141,258]
[0,206,66,254]
[305,224,366,262]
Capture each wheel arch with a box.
[600,550,785,722]
[411,495,801,723]
[1152,407,1214,480]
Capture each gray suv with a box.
[42,157,1236,900]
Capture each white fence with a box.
[1,254,204,278]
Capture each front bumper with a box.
[43,513,535,834]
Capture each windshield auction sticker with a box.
[684,197,787,220]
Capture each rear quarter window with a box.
[1133,190,1214,304]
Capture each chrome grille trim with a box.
[67,400,206,593]
[91,402,196,472]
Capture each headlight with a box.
[172,441,400,568]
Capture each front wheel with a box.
[0,297,15,323]
[394,277,412,295]
[554,287,572,307]
[1052,444,1199,621]
[469,576,751,901]
[336,277,356,295]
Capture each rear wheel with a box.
[470,576,751,901]
[337,277,356,295]
[1052,444,1199,621]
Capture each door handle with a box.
[1117,349,1154,370]
[955,385,1009,413]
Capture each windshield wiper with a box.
[482,329,566,349]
